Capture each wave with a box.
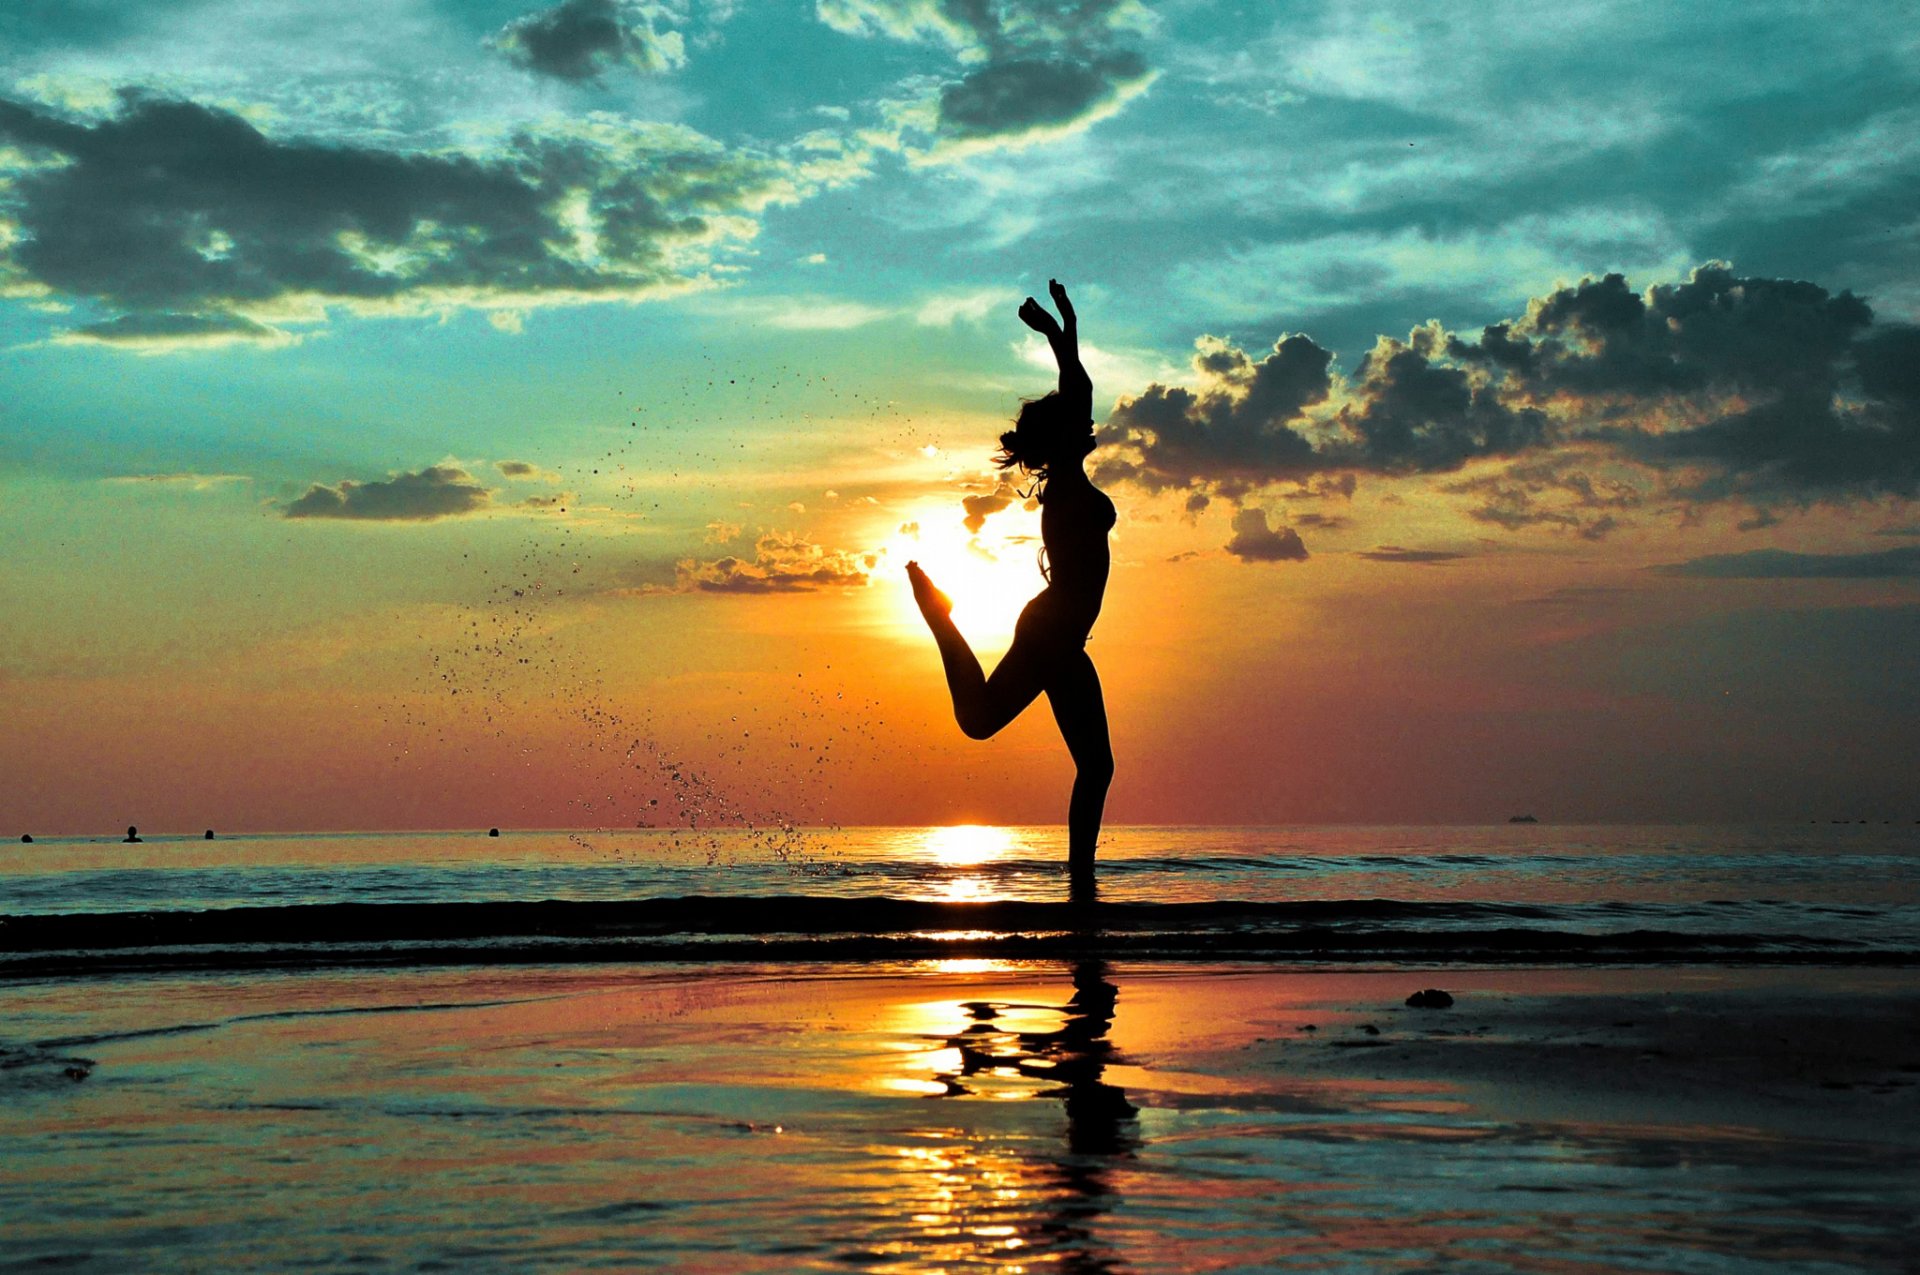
[2,896,1909,977]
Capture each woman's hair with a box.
[994,391,1093,478]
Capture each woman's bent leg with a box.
[1045,650,1113,880]
[910,563,1047,740]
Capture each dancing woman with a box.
[907,279,1116,889]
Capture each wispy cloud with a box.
[1653,546,1920,579]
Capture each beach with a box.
[4,961,1917,1272]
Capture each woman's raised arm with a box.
[1018,278,1092,422]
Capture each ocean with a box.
[4,824,1917,970]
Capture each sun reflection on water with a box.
[864,962,1139,1270]
[925,824,1015,866]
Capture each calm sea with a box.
[5,824,1917,959]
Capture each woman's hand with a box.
[1018,295,1061,336]
[1048,278,1075,330]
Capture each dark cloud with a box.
[1653,546,1920,580]
[57,310,293,350]
[1099,334,1332,493]
[1103,264,1920,516]
[1223,508,1307,563]
[1357,546,1466,565]
[283,465,493,521]
[0,93,798,343]
[822,0,1153,151]
[676,532,874,594]
[492,0,684,81]
[496,460,541,478]
[938,51,1150,142]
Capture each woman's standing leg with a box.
[1045,649,1113,886]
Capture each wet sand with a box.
[3,963,1916,1271]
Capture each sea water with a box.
[3,825,1918,961]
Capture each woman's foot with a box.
[906,561,952,619]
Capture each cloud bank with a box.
[0,92,833,346]
[1100,265,1920,519]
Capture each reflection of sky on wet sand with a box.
[2,966,1916,1272]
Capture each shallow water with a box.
[6,824,1919,954]
[2,963,1915,1273]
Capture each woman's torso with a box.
[1030,476,1115,641]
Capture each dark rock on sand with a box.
[1407,989,1455,1009]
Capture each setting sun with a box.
[876,502,1043,648]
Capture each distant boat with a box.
[1507,814,1538,824]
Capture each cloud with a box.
[818,0,1156,156]
[492,0,687,81]
[53,311,296,352]
[961,479,1018,533]
[675,531,875,593]
[1357,546,1467,565]
[1096,333,1334,494]
[1653,546,1920,580]
[495,459,561,481]
[0,92,828,346]
[283,465,493,521]
[1102,264,1920,513]
[1223,508,1307,563]
[104,472,250,490]
[1442,454,1642,540]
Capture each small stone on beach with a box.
[1406,989,1455,1009]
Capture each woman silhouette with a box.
[907,280,1116,890]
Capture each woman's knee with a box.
[957,705,1002,741]
[1079,747,1114,787]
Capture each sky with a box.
[2,0,1917,832]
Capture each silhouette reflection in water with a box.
[893,960,1138,1271]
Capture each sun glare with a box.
[877,502,1042,648]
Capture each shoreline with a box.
[4,895,1911,980]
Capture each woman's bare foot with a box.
[906,561,952,618]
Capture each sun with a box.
[876,499,1043,648]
